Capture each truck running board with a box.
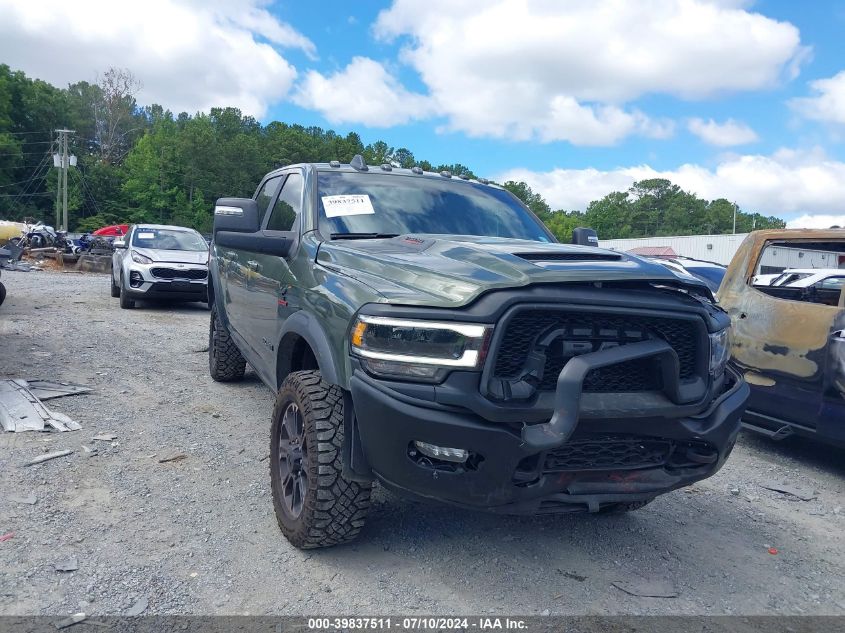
[742,420,794,441]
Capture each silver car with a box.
[111,224,209,309]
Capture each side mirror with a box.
[114,239,126,249]
[214,198,260,235]
[571,227,599,247]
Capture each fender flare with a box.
[276,310,342,387]
[207,261,226,317]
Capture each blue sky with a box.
[2,0,845,226]
[272,0,845,176]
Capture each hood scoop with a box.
[515,252,622,263]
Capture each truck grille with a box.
[544,435,672,471]
[151,267,207,280]
[542,434,714,472]
[491,309,699,393]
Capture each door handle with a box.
[247,260,261,272]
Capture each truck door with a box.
[720,234,845,442]
[218,174,283,353]
[245,171,304,371]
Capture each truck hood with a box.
[133,248,208,265]
[316,234,706,307]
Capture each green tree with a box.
[502,181,551,220]
[585,191,634,238]
[544,211,585,242]
[0,64,790,238]
[363,140,392,164]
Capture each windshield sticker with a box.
[136,232,155,239]
[321,194,375,218]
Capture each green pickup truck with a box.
[208,156,749,549]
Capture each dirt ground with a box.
[0,269,843,617]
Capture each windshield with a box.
[771,272,812,286]
[317,172,552,242]
[131,228,208,252]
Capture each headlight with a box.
[350,315,492,383]
[131,251,153,264]
[709,328,731,376]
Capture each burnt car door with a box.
[719,231,845,443]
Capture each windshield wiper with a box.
[330,232,400,240]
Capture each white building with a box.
[599,234,749,266]
[599,232,845,271]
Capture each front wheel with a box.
[110,269,120,297]
[270,371,372,549]
[119,275,134,309]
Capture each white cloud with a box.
[498,148,845,217]
[0,0,315,117]
[364,0,806,144]
[293,57,431,127]
[786,214,845,229]
[688,118,759,146]
[789,71,845,125]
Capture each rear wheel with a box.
[0,282,6,306]
[119,275,135,309]
[270,371,372,548]
[208,304,246,381]
[110,269,120,297]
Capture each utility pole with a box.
[55,144,62,230]
[62,130,68,232]
[732,201,737,235]
[53,129,75,231]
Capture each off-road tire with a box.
[597,499,654,514]
[208,304,246,381]
[270,371,372,549]
[119,275,135,309]
[110,269,120,297]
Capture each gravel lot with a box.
[1,269,843,617]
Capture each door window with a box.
[266,173,303,232]
[817,276,845,291]
[255,176,283,219]
[752,240,845,305]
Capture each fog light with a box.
[413,440,468,463]
[129,271,144,288]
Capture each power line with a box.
[71,167,102,217]
[0,130,54,136]
[0,175,52,189]
[0,151,59,157]
[7,151,53,212]
[0,192,53,198]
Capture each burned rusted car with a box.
[719,229,845,445]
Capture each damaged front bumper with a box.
[350,366,748,514]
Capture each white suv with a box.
[111,224,209,309]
